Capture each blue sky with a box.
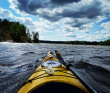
[0,0,110,41]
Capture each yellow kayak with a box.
[17,51,92,93]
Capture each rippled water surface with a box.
[0,42,110,93]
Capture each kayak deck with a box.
[17,51,89,93]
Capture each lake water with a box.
[0,42,110,93]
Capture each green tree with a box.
[1,19,10,32]
[32,32,39,43]
[26,29,32,43]
[104,39,110,45]
[0,19,2,27]
[0,19,41,43]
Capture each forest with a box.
[65,40,110,46]
[40,40,110,45]
[0,19,39,43]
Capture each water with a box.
[0,42,110,93]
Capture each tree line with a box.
[0,19,39,43]
[40,39,110,46]
[64,40,110,46]
[98,39,110,46]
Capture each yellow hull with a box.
[18,51,89,93]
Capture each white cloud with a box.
[8,0,28,16]
[7,0,110,41]
[96,16,107,23]
[2,0,110,41]
[96,34,110,40]
[95,31,100,34]
[0,7,13,18]
[78,23,93,32]
[8,0,108,22]
[64,32,77,37]
[39,36,49,40]
[100,22,110,34]
[0,7,53,35]
[85,34,110,41]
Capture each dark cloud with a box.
[39,12,62,22]
[51,0,80,5]
[16,0,81,15]
[35,0,102,23]
[64,28,75,32]
[64,18,91,28]
[62,7,101,19]
[10,0,109,28]
[17,0,46,14]
[17,0,29,13]
[18,0,28,5]
[57,0,102,19]
[28,2,42,11]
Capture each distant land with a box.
[0,19,110,45]
[1,36,110,46]
[39,40,110,46]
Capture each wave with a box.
[90,56,104,59]
[90,56,110,59]
[22,52,36,56]
[74,61,110,92]
[0,65,34,75]
[74,61,110,75]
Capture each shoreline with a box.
[0,41,106,46]
[0,40,110,46]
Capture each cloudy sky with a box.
[0,0,110,41]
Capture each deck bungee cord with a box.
[24,68,77,84]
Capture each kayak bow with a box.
[18,51,99,93]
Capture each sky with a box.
[0,0,110,41]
